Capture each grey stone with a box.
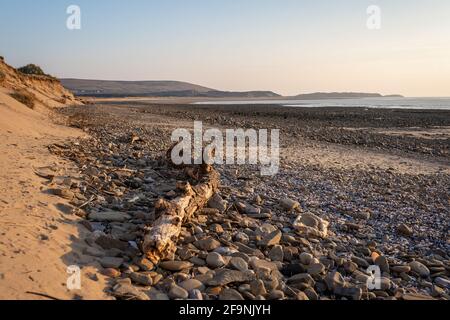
[168,284,189,299]
[206,252,226,269]
[99,257,124,269]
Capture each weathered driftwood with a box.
[143,163,220,264]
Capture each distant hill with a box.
[293,92,404,99]
[60,79,281,98]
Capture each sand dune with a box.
[0,60,109,300]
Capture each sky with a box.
[1,0,450,97]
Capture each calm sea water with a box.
[193,97,450,110]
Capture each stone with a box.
[307,263,325,276]
[148,288,170,300]
[293,213,329,238]
[168,284,189,300]
[409,261,430,277]
[334,286,363,300]
[250,279,267,296]
[402,293,435,301]
[159,261,193,271]
[180,279,205,292]
[287,273,315,287]
[375,256,390,273]
[296,292,310,300]
[113,283,149,300]
[234,232,250,243]
[392,265,411,273]
[343,261,358,274]
[235,201,261,215]
[304,288,319,300]
[325,271,345,291]
[219,288,244,300]
[258,230,282,247]
[194,237,221,251]
[189,289,204,300]
[53,188,74,200]
[206,287,223,296]
[207,269,255,286]
[249,259,279,272]
[95,236,129,251]
[134,257,154,271]
[83,246,105,258]
[268,290,285,300]
[210,224,224,234]
[279,198,300,211]
[206,252,225,269]
[189,257,206,266]
[379,277,392,291]
[397,224,413,237]
[89,210,131,222]
[234,242,264,258]
[208,194,228,212]
[299,252,314,265]
[130,272,153,286]
[229,257,249,272]
[268,245,284,262]
[102,268,121,278]
[280,264,304,277]
[99,257,124,269]
[435,277,450,289]
[351,256,370,268]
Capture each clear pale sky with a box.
[1,0,449,96]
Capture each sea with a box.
[193,97,450,110]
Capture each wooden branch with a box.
[142,163,220,264]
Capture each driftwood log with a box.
[142,161,220,264]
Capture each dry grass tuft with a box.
[10,90,36,109]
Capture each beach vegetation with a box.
[10,90,36,109]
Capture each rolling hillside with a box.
[61,79,281,98]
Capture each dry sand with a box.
[0,89,111,299]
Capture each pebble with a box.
[180,279,205,292]
[392,265,411,273]
[207,270,255,286]
[159,261,193,271]
[208,194,228,213]
[101,268,121,278]
[397,223,413,236]
[113,283,149,300]
[99,257,124,269]
[168,284,189,300]
[258,230,282,247]
[206,252,226,269]
[219,288,244,300]
[134,257,154,271]
[194,237,221,251]
[189,289,204,300]
[307,263,325,276]
[325,271,345,291]
[268,245,284,262]
[351,256,370,268]
[229,257,249,272]
[268,290,285,300]
[130,272,153,286]
[279,198,300,211]
[435,277,450,289]
[89,210,131,222]
[375,255,390,273]
[250,279,267,296]
[210,224,224,234]
[409,261,430,277]
[299,252,314,265]
[296,292,309,300]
